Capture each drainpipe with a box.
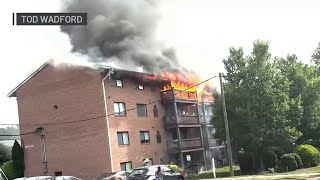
[102,68,114,172]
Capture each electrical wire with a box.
[0,75,218,131]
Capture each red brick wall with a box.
[15,65,169,179]
[104,74,168,171]
[16,64,111,180]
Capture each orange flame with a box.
[144,71,214,102]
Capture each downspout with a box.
[102,68,114,172]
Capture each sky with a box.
[1,0,320,125]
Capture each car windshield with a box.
[128,169,149,177]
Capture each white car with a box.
[55,176,82,180]
[103,171,130,180]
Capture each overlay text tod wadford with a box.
[14,13,87,25]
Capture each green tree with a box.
[276,52,320,146]
[11,140,24,177]
[0,143,10,165]
[212,40,302,171]
[312,42,320,66]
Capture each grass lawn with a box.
[194,165,320,180]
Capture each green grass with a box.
[193,165,241,179]
[193,165,320,180]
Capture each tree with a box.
[212,40,302,171]
[11,140,24,177]
[312,42,320,66]
[276,52,320,146]
[0,143,11,165]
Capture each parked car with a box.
[96,172,117,180]
[127,165,184,180]
[22,176,81,180]
[55,176,82,180]
[102,171,130,180]
[25,176,54,180]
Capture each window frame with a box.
[143,158,153,165]
[137,104,148,117]
[117,131,130,145]
[140,131,150,144]
[156,132,162,143]
[114,102,126,116]
[112,78,123,87]
[120,161,132,171]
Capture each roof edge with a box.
[7,60,51,98]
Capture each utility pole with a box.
[219,73,234,176]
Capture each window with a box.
[137,84,144,90]
[143,158,153,165]
[54,171,62,176]
[156,131,162,143]
[112,78,123,87]
[120,161,132,171]
[137,104,147,117]
[114,102,126,116]
[153,105,158,117]
[117,132,129,145]
[140,131,150,144]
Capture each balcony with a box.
[161,89,198,102]
[163,115,200,127]
[178,115,199,124]
[167,138,203,153]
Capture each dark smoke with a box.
[60,0,184,73]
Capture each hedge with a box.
[291,153,303,169]
[280,153,298,171]
[263,149,278,169]
[238,151,254,173]
[294,144,320,167]
[270,147,285,160]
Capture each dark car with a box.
[96,172,116,180]
[127,165,184,180]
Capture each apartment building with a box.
[7,61,223,179]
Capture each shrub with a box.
[280,154,298,171]
[270,147,285,160]
[1,161,17,180]
[291,153,303,169]
[294,144,320,167]
[263,149,278,169]
[238,151,254,173]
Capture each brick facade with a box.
[13,64,168,179]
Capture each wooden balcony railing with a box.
[177,115,199,124]
[163,115,200,126]
[161,89,198,101]
[167,138,203,153]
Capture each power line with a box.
[0,75,218,128]
[0,131,35,137]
